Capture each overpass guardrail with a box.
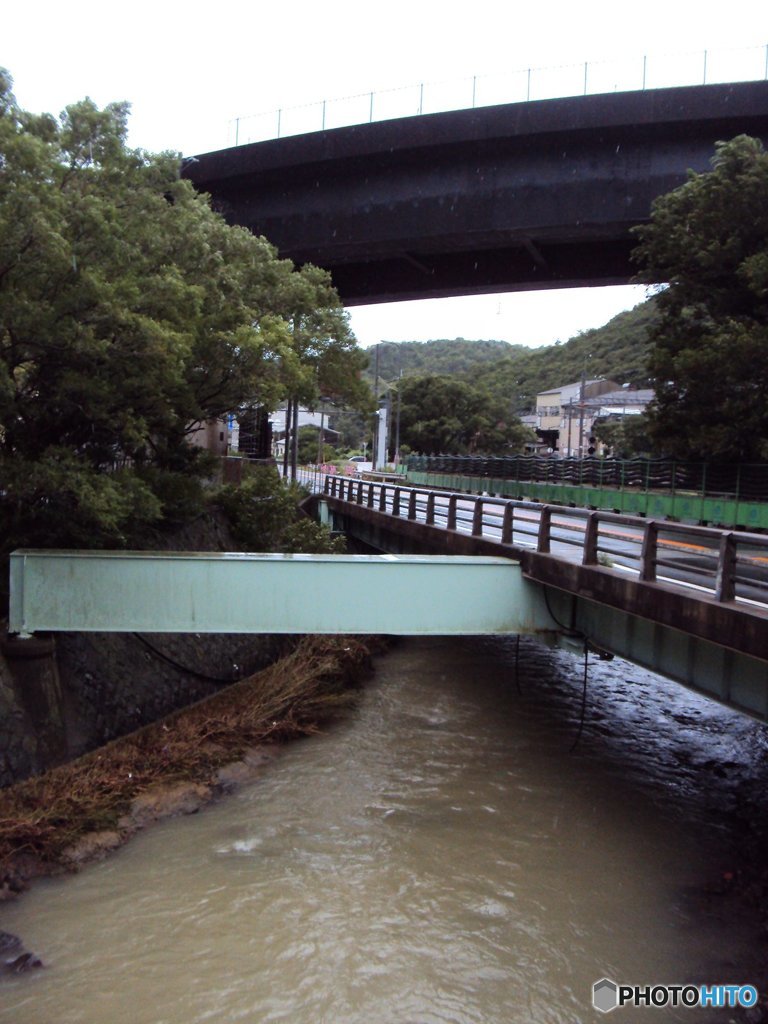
[230,43,768,145]
[321,474,768,610]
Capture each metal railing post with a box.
[537,507,552,553]
[447,494,457,531]
[408,490,417,520]
[378,485,387,512]
[715,532,737,602]
[639,521,659,582]
[501,503,514,544]
[472,498,484,537]
[583,511,599,564]
[392,487,401,517]
[426,492,436,525]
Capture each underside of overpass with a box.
[185,81,768,304]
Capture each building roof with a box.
[537,378,615,397]
[582,388,654,408]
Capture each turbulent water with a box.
[2,636,767,1023]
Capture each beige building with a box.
[188,418,229,456]
[534,379,620,455]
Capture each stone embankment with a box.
[0,628,294,788]
[0,634,377,904]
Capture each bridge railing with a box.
[323,476,768,607]
[230,43,768,145]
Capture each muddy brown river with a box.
[1,636,766,1022]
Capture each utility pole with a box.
[282,398,291,476]
[290,399,299,480]
[577,361,589,457]
[372,344,381,471]
[394,370,402,467]
[317,403,325,466]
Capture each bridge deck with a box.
[313,477,768,721]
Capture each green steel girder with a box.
[548,588,768,722]
[8,549,557,638]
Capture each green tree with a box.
[214,466,345,554]
[632,135,768,460]
[592,415,654,458]
[0,71,366,552]
[276,263,372,477]
[395,374,534,455]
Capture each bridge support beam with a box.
[548,587,768,722]
[9,550,557,638]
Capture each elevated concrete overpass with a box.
[185,81,768,304]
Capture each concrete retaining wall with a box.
[0,630,296,788]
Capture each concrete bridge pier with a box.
[0,633,69,773]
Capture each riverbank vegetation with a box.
[214,465,345,553]
[0,635,377,892]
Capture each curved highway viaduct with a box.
[185,81,768,305]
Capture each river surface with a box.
[2,636,767,1023]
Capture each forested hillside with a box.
[364,338,518,383]
[366,297,657,412]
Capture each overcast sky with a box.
[3,1,766,348]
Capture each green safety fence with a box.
[404,455,768,529]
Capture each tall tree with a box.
[632,134,768,461]
[395,374,534,455]
[272,263,372,478]
[0,70,367,550]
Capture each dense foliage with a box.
[366,338,516,384]
[214,467,345,554]
[632,135,768,461]
[395,374,534,455]
[0,70,369,555]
